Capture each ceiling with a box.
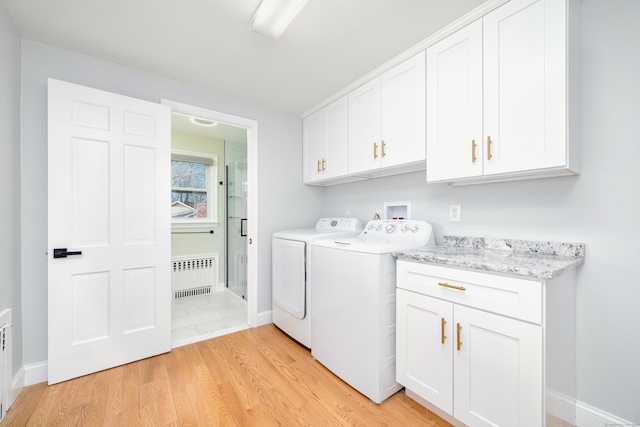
[1,0,487,116]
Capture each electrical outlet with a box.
[375,209,382,219]
[346,211,351,218]
[449,205,461,222]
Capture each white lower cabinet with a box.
[396,261,576,427]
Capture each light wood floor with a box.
[1,324,452,427]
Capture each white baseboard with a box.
[547,389,577,425]
[216,281,225,293]
[23,361,47,386]
[574,401,635,427]
[10,366,24,405]
[256,310,272,327]
[224,287,248,305]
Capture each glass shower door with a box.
[226,153,248,299]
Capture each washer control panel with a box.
[360,220,434,244]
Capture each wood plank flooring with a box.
[1,324,452,427]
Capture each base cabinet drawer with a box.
[397,289,543,426]
[397,260,542,324]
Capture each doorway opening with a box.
[163,100,258,348]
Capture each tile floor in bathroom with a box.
[171,289,248,348]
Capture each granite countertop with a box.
[393,236,585,280]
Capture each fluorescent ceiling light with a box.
[250,0,309,41]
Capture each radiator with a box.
[171,254,219,299]
[0,309,12,422]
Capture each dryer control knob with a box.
[411,225,420,233]
[401,225,410,232]
[386,224,396,233]
[375,225,382,231]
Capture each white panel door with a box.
[381,51,426,168]
[348,78,381,174]
[47,79,171,384]
[454,305,543,427]
[272,238,306,319]
[483,0,567,176]
[426,19,483,182]
[396,290,454,414]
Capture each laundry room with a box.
[2,0,639,425]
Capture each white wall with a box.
[0,3,23,378]
[322,1,640,422]
[18,39,324,367]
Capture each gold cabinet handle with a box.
[381,140,386,157]
[317,159,321,173]
[441,317,447,344]
[471,139,477,163]
[373,142,378,159]
[457,323,462,351]
[487,136,493,160]
[438,282,466,291]
[322,158,326,171]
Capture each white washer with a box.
[310,219,435,403]
[272,218,363,348]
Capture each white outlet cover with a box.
[449,205,461,222]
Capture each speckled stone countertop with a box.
[393,236,585,280]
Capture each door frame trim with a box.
[161,99,259,329]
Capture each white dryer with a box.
[272,218,363,348]
[311,219,434,403]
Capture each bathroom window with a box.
[171,150,217,227]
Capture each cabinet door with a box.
[381,51,426,168]
[303,108,326,183]
[324,96,349,179]
[454,305,543,427]
[348,77,381,174]
[397,289,454,414]
[426,19,483,183]
[483,0,567,176]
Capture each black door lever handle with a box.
[53,248,83,258]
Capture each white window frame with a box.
[171,149,218,229]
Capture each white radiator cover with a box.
[171,254,220,298]
[0,308,12,422]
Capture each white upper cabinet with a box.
[426,20,483,182]
[427,0,580,185]
[303,106,325,183]
[381,52,426,168]
[349,51,426,176]
[303,96,350,184]
[483,0,572,176]
[348,78,381,174]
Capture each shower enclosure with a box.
[225,141,248,299]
